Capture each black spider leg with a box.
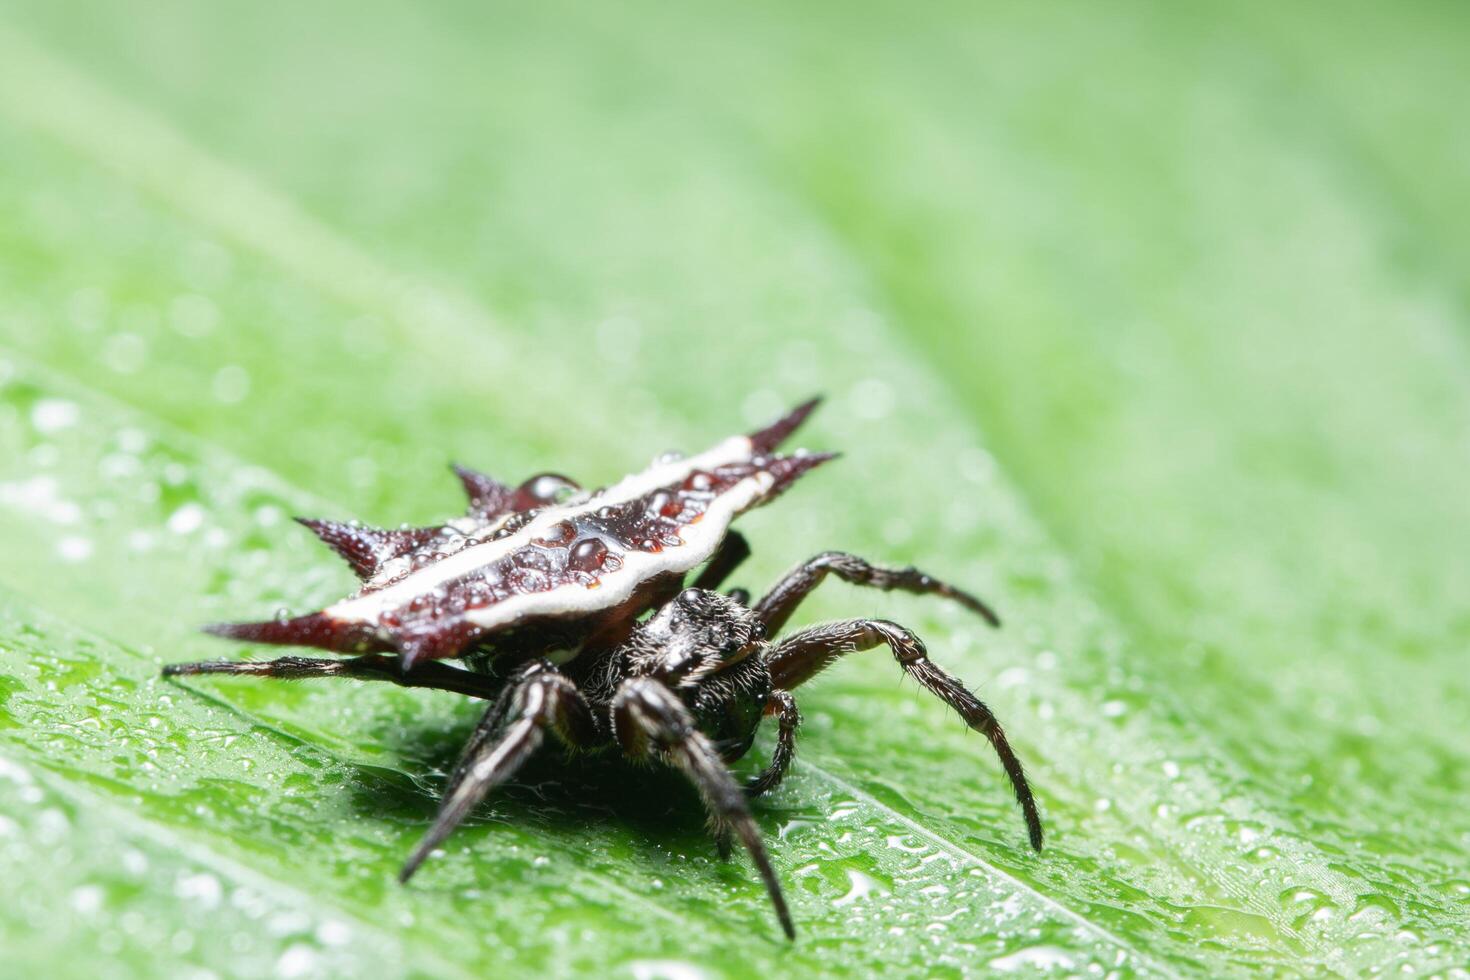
[399,666,595,883]
[691,531,751,593]
[437,661,550,805]
[754,551,1001,634]
[612,677,796,940]
[745,690,799,798]
[766,619,1043,851]
[162,654,505,700]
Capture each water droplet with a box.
[67,286,108,331]
[57,536,93,562]
[275,944,320,979]
[848,377,895,420]
[884,834,927,853]
[0,475,81,524]
[103,332,148,373]
[626,960,707,980]
[832,868,888,907]
[116,428,149,453]
[996,666,1029,689]
[535,521,576,547]
[957,447,995,484]
[212,365,250,403]
[517,473,579,508]
[169,293,219,337]
[30,398,80,433]
[989,946,1076,972]
[315,921,352,946]
[70,885,104,914]
[173,872,222,909]
[181,238,234,287]
[167,503,206,535]
[568,537,609,572]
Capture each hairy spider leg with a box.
[744,690,800,798]
[399,668,595,883]
[162,654,505,699]
[612,677,796,940]
[754,551,1001,634]
[690,530,751,593]
[438,661,554,804]
[766,619,1043,851]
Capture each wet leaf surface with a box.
[0,2,1467,976]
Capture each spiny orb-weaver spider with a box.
[164,398,1043,938]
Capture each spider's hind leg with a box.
[162,654,505,699]
[766,619,1043,851]
[754,551,1000,634]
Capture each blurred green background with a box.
[1,2,1467,976]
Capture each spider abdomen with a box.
[207,401,832,670]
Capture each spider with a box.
[163,398,1043,938]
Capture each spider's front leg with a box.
[767,619,1044,851]
[612,677,796,940]
[399,661,596,882]
[754,551,1000,634]
[745,690,800,798]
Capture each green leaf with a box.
[1,2,1466,976]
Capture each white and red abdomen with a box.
[206,400,832,668]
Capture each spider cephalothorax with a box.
[164,399,1043,939]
